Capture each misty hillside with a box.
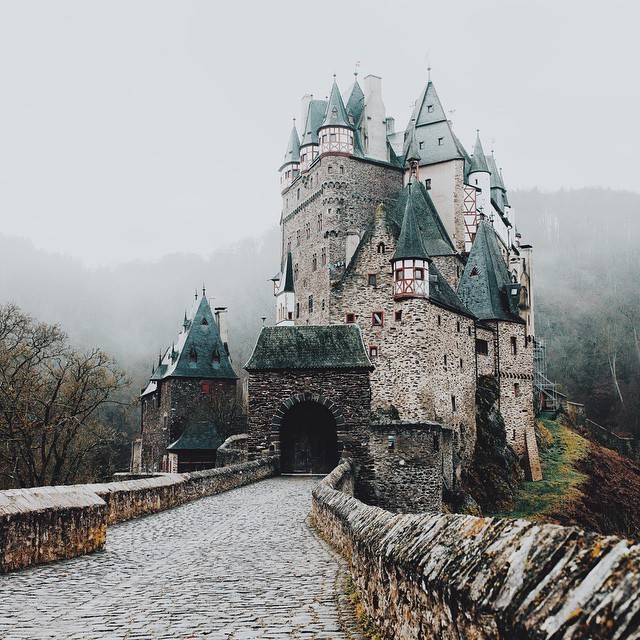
[1,188,639,434]
[0,227,280,390]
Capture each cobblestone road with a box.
[0,477,360,640]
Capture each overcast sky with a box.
[0,0,637,267]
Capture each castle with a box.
[140,70,541,511]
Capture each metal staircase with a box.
[534,338,560,413]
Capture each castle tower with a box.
[457,220,540,478]
[466,131,491,252]
[299,98,326,173]
[140,293,238,473]
[318,76,354,157]
[403,72,467,253]
[279,121,300,193]
[392,182,431,300]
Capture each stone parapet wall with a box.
[0,486,107,573]
[312,459,640,640]
[216,433,249,467]
[0,457,278,573]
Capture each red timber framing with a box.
[463,184,478,254]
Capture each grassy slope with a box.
[492,418,640,541]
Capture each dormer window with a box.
[438,137,444,146]
[425,179,431,190]
[427,104,434,113]
[189,348,197,363]
[200,318,208,326]
[471,266,479,277]
[212,349,220,363]
[419,141,424,150]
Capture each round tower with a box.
[318,76,354,158]
[392,183,432,300]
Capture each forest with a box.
[0,186,638,486]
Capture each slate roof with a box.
[344,75,365,125]
[300,99,327,147]
[146,296,238,387]
[279,123,300,171]
[403,80,463,166]
[167,421,223,451]
[245,325,373,371]
[457,220,523,323]
[392,183,430,261]
[389,180,456,257]
[279,251,295,293]
[320,78,353,130]
[469,132,490,174]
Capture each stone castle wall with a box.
[281,155,402,326]
[246,368,375,501]
[496,322,534,458]
[0,457,278,573]
[312,459,640,640]
[141,377,237,471]
[368,422,446,513]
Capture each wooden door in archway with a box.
[280,401,338,474]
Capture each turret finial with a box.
[203,284,206,298]
[195,289,198,300]
[427,65,432,81]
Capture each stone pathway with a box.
[1,477,360,639]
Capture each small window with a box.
[394,310,402,322]
[339,165,344,174]
[443,354,448,368]
[377,242,386,254]
[345,313,356,323]
[321,299,325,311]
[294,264,299,281]
[308,296,313,313]
[321,247,326,266]
[456,321,461,332]
[451,395,456,412]
[476,339,489,355]
[470,266,479,277]
[459,358,463,369]
[328,165,333,173]
[200,318,208,326]
[297,188,300,200]
[510,336,518,355]
[427,104,434,113]
[296,303,300,319]
[201,381,210,394]
[312,254,317,271]
[425,178,431,190]
[433,434,440,451]
[438,137,444,146]
[415,268,424,280]
[372,311,383,327]
[395,268,404,280]
[296,230,301,246]
[368,274,376,287]
[468,326,472,336]
[189,348,197,363]
[330,133,337,142]
[419,141,424,150]
[514,383,520,397]
[317,212,323,231]
[369,346,378,359]
[437,315,441,326]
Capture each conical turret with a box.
[392,181,431,300]
[279,120,301,192]
[318,76,354,157]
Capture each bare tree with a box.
[0,304,130,488]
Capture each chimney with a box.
[214,307,230,357]
[363,75,388,161]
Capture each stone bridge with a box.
[0,476,359,639]
[2,459,640,639]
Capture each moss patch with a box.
[492,418,589,520]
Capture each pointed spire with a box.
[202,284,206,298]
[320,76,353,130]
[281,119,301,167]
[345,72,365,125]
[195,289,198,301]
[469,131,490,174]
[393,182,431,262]
[405,130,422,164]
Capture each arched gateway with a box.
[274,394,344,473]
[244,325,373,482]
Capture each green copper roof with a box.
[429,261,475,318]
[457,220,523,323]
[393,183,430,261]
[245,325,372,371]
[410,80,448,127]
[469,132,490,174]
[167,421,223,451]
[389,181,456,257]
[319,78,353,130]
[279,122,300,171]
[153,296,238,381]
[345,75,364,125]
[300,99,327,146]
